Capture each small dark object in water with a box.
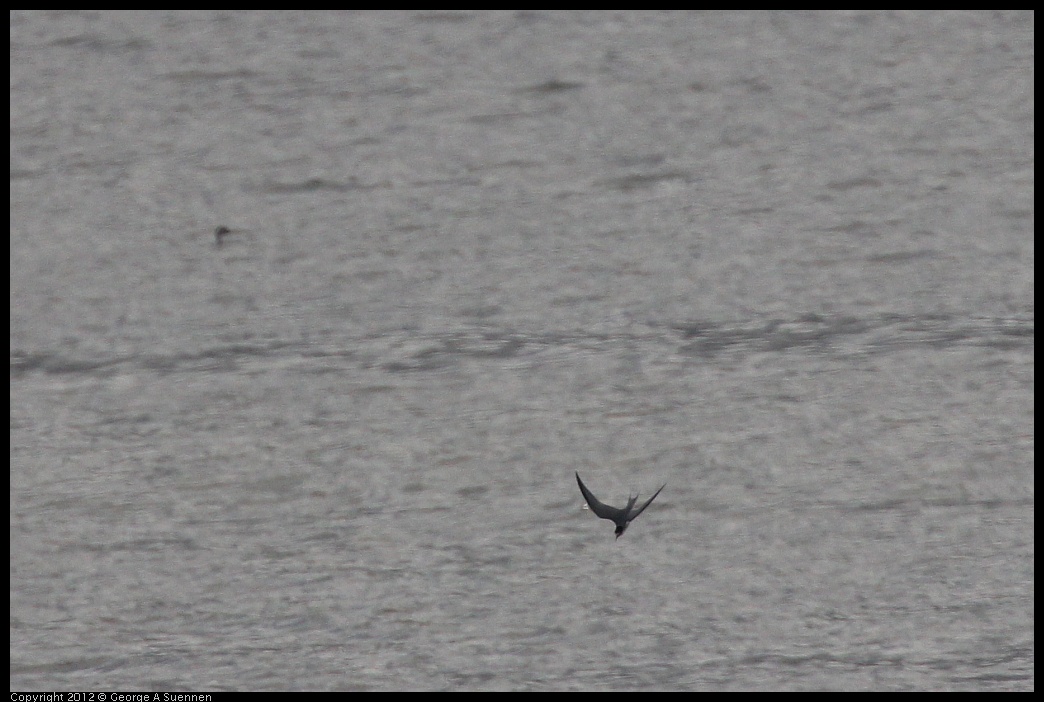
[215,226,232,246]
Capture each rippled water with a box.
[10,11,1033,690]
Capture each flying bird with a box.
[576,472,666,539]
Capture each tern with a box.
[576,472,666,539]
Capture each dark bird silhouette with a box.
[576,472,666,539]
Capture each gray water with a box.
[9,11,1033,691]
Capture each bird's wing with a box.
[576,472,626,521]
[627,482,666,521]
